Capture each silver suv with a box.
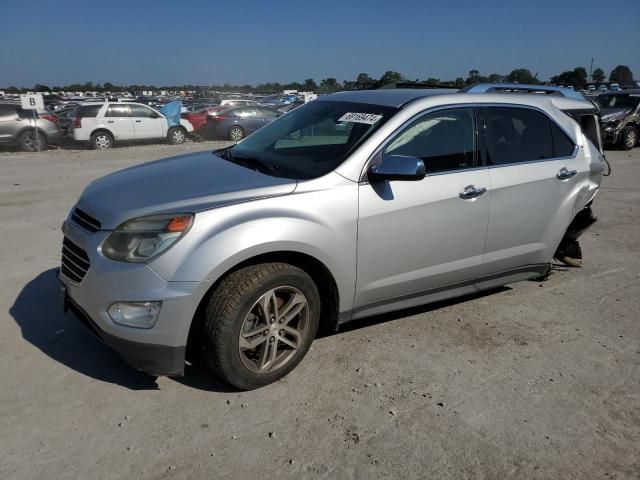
[0,102,63,151]
[59,90,605,389]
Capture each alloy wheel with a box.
[172,129,185,143]
[238,286,309,374]
[230,127,244,141]
[95,135,111,149]
[626,130,637,149]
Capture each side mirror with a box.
[368,154,426,182]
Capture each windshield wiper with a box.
[223,150,280,177]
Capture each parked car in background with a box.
[59,89,605,389]
[71,102,194,149]
[219,99,260,108]
[181,109,209,132]
[595,90,640,150]
[0,101,63,151]
[206,106,281,140]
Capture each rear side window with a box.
[385,107,476,174]
[485,107,553,165]
[106,105,130,117]
[78,104,102,118]
[550,122,576,157]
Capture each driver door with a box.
[129,104,165,139]
[355,107,491,314]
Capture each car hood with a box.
[600,107,631,122]
[75,151,298,229]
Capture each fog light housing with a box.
[107,301,162,329]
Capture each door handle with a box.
[106,120,114,123]
[459,185,487,200]
[135,120,142,123]
[556,167,577,180]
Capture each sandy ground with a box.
[0,142,638,480]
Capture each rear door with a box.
[236,107,262,133]
[481,106,584,274]
[104,104,134,140]
[128,104,165,139]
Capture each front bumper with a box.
[62,281,186,376]
[58,220,212,377]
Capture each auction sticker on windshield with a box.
[339,112,383,125]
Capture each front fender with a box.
[147,182,359,313]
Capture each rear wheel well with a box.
[91,128,113,138]
[16,127,48,143]
[187,251,340,358]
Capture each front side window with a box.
[229,100,397,179]
[384,108,476,174]
[485,107,553,165]
[129,104,157,118]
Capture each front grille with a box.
[71,207,101,233]
[61,237,90,283]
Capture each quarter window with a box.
[485,107,554,165]
[550,121,576,157]
[384,108,475,174]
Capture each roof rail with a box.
[383,82,460,90]
[460,83,585,100]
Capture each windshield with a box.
[229,100,397,179]
[595,94,640,110]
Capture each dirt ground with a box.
[0,142,638,480]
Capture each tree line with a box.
[2,65,634,95]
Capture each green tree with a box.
[591,68,605,83]
[488,73,503,83]
[303,78,318,91]
[376,71,403,88]
[319,78,339,93]
[454,77,465,88]
[33,84,50,92]
[550,67,588,88]
[506,68,538,84]
[425,78,440,86]
[355,73,375,90]
[609,65,634,85]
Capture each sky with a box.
[0,0,638,88]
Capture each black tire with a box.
[90,131,114,150]
[228,125,245,141]
[202,263,320,390]
[168,126,187,145]
[619,126,637,151]
[18,130,46,152]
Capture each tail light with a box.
[41,114,58,123]
[74,117,82,128]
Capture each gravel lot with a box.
[1,142,639,479]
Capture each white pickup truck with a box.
[72,102,194,149]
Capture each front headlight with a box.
[102,213,193,263]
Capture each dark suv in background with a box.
[595,90,640,150]
[0,102,63,151]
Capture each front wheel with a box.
[201,263,320,390]
[620,126,637,150]
[168,127,187,145]
[228,125,245,141]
